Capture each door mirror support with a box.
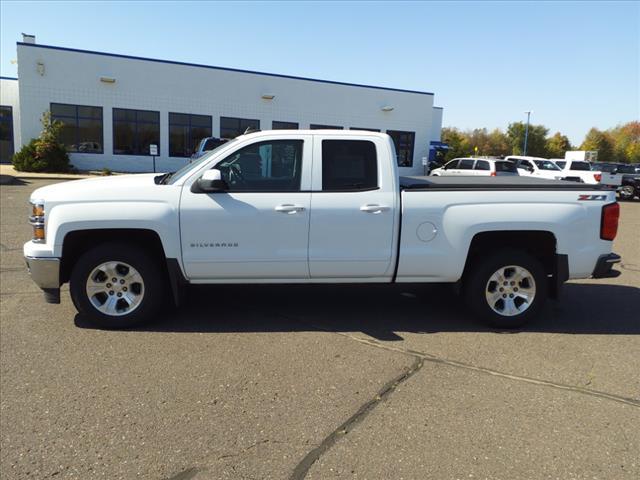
[191,169,228,193]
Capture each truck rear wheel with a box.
[464,250,547,329]
[70,243,166,329]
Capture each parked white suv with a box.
[505,156,565,181]
[430,158,519,177]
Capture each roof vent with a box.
[22,33,36,44]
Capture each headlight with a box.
[29,200,46,243]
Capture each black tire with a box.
[463,249,548,329]
[618,185,635,201]
[70,242,166,329]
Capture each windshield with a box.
[533,160,561,171]
[168,138,238,184]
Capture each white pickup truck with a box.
[553,159,622,189]
[24,130,621,329]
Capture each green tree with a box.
[608,121,640,164]
[506,122,549,157]
[487,128,511,156]
[545,132,572,159]
[12,111,71,172]
[441,127,471,161]
[580,128,615,162]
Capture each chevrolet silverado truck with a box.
[24,130,621,329]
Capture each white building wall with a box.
[17,43,440,174]
[431,107,443,142]
[0,77,21,149]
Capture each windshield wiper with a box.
[154,172,174,185]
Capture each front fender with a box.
[46,202,181,259]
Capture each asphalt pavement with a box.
[1,178,638,480]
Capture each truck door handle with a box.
[275,204,305,214]
[360,204,389,214]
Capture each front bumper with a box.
[592,253,621,279]
[24,255,61,303]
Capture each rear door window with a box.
[474,160,490,171]
[570,161,592,171]
[321,140,378,191]
[458,159,475,170]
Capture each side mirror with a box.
[191,169,228,193]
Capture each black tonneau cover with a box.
[400,176,609,191]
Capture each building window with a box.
[321,140,378,191]
[51,103,103,153]
[169,113,212,157]
[0,106,14,163]
[310,124,343,130]
[350,127,380,132]
[272,121,299,130]
[113,108,160,155]
[220,116,260,139]
[387,130,415,167]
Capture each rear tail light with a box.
[594,173,602,182]
[600,202,619,241]
[490,171,496,177]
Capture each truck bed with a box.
[400,176,610,191]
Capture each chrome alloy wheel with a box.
[485,265,536,317]
[85,261,145,316]
[620,185,635,199]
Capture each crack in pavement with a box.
[321,325,640,408]
[283,312,639,479]
[285,314,640,478]
[289,356,424,480]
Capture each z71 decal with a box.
[578,194,607,201]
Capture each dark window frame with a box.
[349,127,380,132]
[272,121,299,130]
[169,112,212,157]
[310,124,343,130]
[321,139,379,192]
[112,107,160,156]
[51,102,103,154]
[387,130,415,167]
[0,105,14,162]
[220,116,260,139]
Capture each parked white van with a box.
[430,158,519,177]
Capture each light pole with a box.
[523,110,532,156]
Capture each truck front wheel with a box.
[70,243,166,329]
[464,250,547,329]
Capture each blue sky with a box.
[1,1,638,144]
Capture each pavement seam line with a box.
[289,356,424,480]
[330,330,640,408]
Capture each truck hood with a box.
[30,173,169,204]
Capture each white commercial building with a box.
[1,37,443,174]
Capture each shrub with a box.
[12,111,71,173]
[101,167,112,176]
